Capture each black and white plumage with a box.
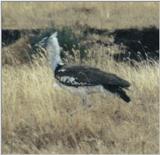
[42,32,131,103]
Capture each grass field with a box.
[2,2,159,154]
[2,2,159,30]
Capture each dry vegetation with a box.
[2,2,159,154]
[2,2,159,30]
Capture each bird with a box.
[37,32,131,105]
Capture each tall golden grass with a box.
[2,2,159,154]
[2,56,159,153]
[2,2,159,29]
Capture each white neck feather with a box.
[46,32,63,71]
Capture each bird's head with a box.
[47,32,61,57]
[35,32,59,50]
[47,32,63,71]
[47,32,59,50]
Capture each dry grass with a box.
[2,2,159,154]
[2,57,159,154]
[2,2,159,30]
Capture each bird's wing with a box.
[55,65,130,88]
[101,73,131,88]
[55,65,98,87]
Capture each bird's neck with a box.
[51,55,63,71]
[47,43,63,72]
[55,63,64,75]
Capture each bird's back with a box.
[55,64,130,88]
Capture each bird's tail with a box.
[103,85,131,103]
[115,88,131,103]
